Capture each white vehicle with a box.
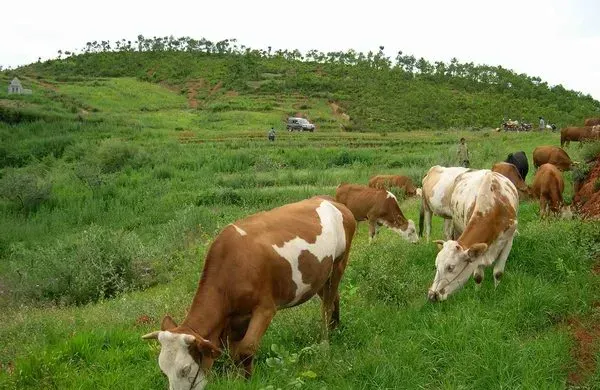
[286,117,315,132]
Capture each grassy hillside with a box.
[6,36,600,131]
[1,45,600,389]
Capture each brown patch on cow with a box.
[297,250,334,302]
[533,146,573,171]
[368,175,417,196]
[335,183,408,229]
[458,174,517,249]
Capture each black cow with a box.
[505,151,529,181]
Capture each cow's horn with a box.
[142,331,160,340]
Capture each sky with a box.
[2,0,599,100]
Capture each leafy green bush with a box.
[96,138,147,173]
[580,140,600,162]
[6,225,150,305]
[0,169,52,212]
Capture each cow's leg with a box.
[539,196,548,218]
[424,208,432,241]
[234,304,276,378]
[319,253,349,339]
[443,218,454,240]
[493,237,514,288]
[472,264,485,288]
[368,217,377,243]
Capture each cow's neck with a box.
[181,280,227,342]
[457,211,500,249]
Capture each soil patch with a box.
[573,157,600,219]
[186,79,205,109]
[567,317,600,386]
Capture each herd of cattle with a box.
[141,133,591,389]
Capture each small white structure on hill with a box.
[7,78,32,95]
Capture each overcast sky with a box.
[2,0,599,100]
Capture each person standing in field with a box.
[539,116,545,131]
[457,137,469,167]
[268,127,275,142]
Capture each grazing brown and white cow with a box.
[427,169,519,302]
[419,166,470,241]
[142,197,356,389]
[531,163,571,218]
[491,162,530,199]
[335,183,418,243]
[368,174,419,197]
[533,146,574,171]
[560,126,600,147]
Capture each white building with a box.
[7,78,32,95]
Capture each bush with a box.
[581,141,600,163]
[96,139,141,173]
[0,169,52,213]
[6,225,150,305]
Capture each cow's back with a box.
[492,162,528,195]
[336,183,385,221]
[533,146,572,171]
[451,170,518,239]
[213,197,356,308]
[422,166,469,217]
[584,117,600,127]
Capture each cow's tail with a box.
[560,130,566,147]
[418,198,425,237]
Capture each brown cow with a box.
[142,197,356,389]
[531,164,571,218]
[533,146,573,171]
[335,183,418,243]
[491,162,530,199]
[368,174,419,197]
[560,126,600,147]
[584,117,600,127]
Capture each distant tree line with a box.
[10,35,600,131]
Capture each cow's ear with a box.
[434,240,445,251]
[193,337,222,359]
[466,243,488,260]
[161,315,178,331]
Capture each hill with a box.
[4,35,600,131]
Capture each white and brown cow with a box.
[419,166,470,241]
[142,196,356,389]
[427,169,519,302]
[335,183,418,243]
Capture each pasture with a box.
[1,77,599,389]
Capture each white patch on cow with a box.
[380,219,419,243]
[231,224,247,236]
[416,188,422,197]
[157,331,206,390]
[272,200,346,306]
[386,191,396,200]
[428,167,469,216]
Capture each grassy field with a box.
[1,76,600,389]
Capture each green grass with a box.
[1,75,600,389]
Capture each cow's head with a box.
[401,219,419,243]
[142,316,221,390]
[427,240,488,301]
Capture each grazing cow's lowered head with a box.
[142,317,221,390]
[428,240,488,301]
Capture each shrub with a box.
[0,169,52,213]
[580,141,600,163]
[96,138,140,173]
[6,225,149,305]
